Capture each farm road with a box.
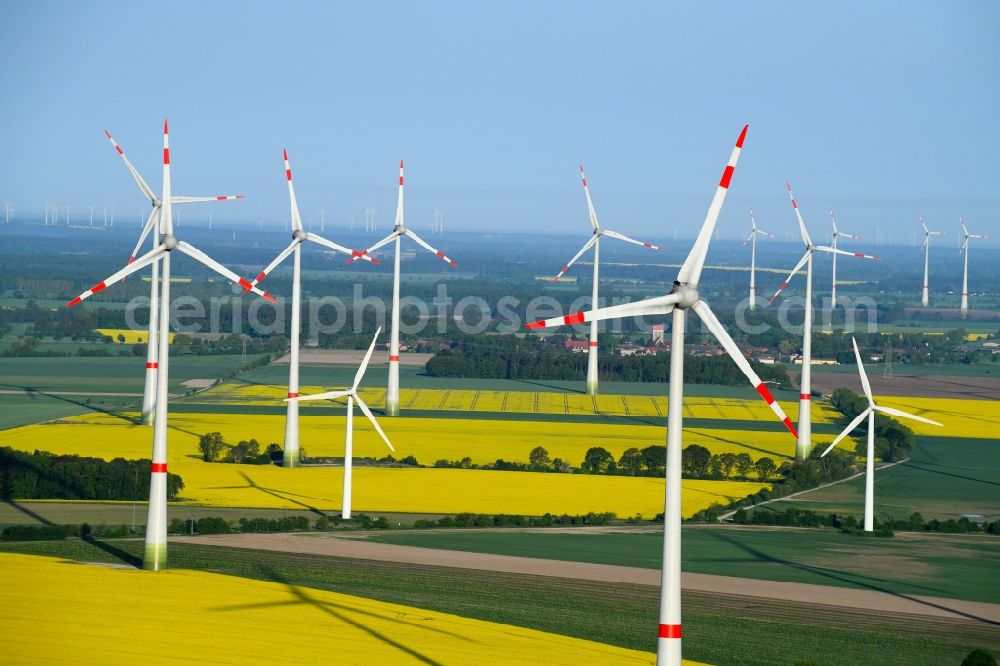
[174,531,1000,625]
[793,371,1000,401]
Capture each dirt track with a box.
[174,532,1000,624]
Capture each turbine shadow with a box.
[203,471,329,517]
[3,500,57,526]
[707,530,1000,626]
[210,565,467,665]
[81,535,143,569]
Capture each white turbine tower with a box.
[104,128,246,425]
[527,126,797,666]
[350,162,458,416]
[821,337,941,530]
[959,218,988,320]
[551,165,662,394]
[68,119,276,571]
[828,208,860,309]
[249,149,377,467]
[919,217,945,307]
[769,183,880,460]
[744,210,774,311]
[288,327,394,518]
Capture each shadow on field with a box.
[707,530,1000,627]
[211,565,468,665]
[903,462,1000,488]
[4,500,57,525]
[82,535,142,569]
[204,471,329,518]
[0,382,140,426]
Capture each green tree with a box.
[581,447,614,475]
[961,648,997,666]
[754,456,777,482]
[198,432,226,462]
[682,445,712,478]
[641,445,666,474]
[734,453,753,478]
[618,448,643,476]
[718,452,737,478]
[528,446,551,470]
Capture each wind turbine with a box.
[828,208,860,308]
[103,128,247,425]
[527,126,797,665]
[249,149,377,467]
[959,218,988,320]
[744,210,774,311]
[919,217,945,307]
[821,337,941,531]
[349,162,458,416]
[5,202,13,223]
[287,327,394,518]
[769,182,879,460]
[551,165,662,394]
[67,120,275,571]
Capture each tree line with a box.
[0,447,184,501]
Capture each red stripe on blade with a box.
[783,417,798,437]
[658,624,682,639]
[643,243,652,248]
[255,272,266,283]
[116,146,124,155]
[854,252,864,257]
[66,297,82,307]
[525,321,545,330]
[238,278,252,290]
[449,260,458,268]
[263,292,277,303]
[755,383,776,405]
[286,169,292,181]
[436,251,445,258]
[564,312,585,325]
[735,124,748,148]
[163,148,170,165]
[719,165,735,189]
[151,463,167,473]
[91,281,108,294]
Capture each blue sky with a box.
[1,1,997,244]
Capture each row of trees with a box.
[0,447,184,501]
[197,433,281,465]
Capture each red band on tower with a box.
[658,624,682,639]
[389,355,400,362]
[151,463,167,473]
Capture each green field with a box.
[760,437,1000,521]
[2,538,996,666]
[0,355,266,430]
[362,525,1000,604]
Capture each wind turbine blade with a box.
[579,165,601,231]
[677,124,748,286]
[404,229,458,268]
[251,238,300,287]
[353,326,382,391]
[67,245,166,307]
[786,181,813,247]
[104,129,156,204]
[768,249,811,304]
[874,405,943,427]
[305,232,373,263]
[602,228,663,250]
[394,160,405,228]
[526,293,681,329]
[283,149,304,232]
[347,232,398,265]
[170,195,246,204]
[919,216,929,234]
[814,245,880,260]
[829,208,839,236]
[161,119,173,234]
[820,408,872,457]
[692,299,798,437]
[288,389,351,402]
[174,241,277,302]
[127,208,160,267]
[850,336,874,404]
[742,231,754,246]
[355,396,395,452]
[552,236,598,282]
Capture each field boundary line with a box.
[717,458,911,522]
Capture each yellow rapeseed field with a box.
[191,383,837,424]
[1,552,695,665]
[1,414,770,518]
[876,396,1000,438]
[95,328,175,344]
